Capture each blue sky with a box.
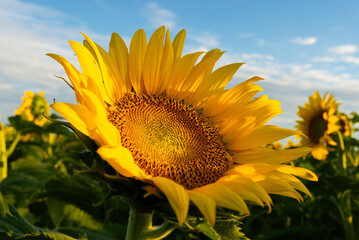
[1,0,359,130]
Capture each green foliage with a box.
[0,113,130,239]
[1,110,249,239]
[0,204,78,240]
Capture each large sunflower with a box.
[296,91,340,160]
[48,26,317,226]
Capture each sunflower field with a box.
[0,27,358,240]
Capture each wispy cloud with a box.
[312,57,336,63]
[188,32,220,52]
[0,0,108,121]
[241,53,274,61]
[329,45,357,54]
[292,37,317,45]
[313,45,359,65]
[143,2,176,29]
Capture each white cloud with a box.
[329,45,358,54]
[185,32,220,52]
[312,57,336,63]
[312,55,359,65]
[256,39,266,46]
[241,53,274,61]
[143,2,176,29]
[0,0,109,122]
[342,56,359,64]
[293,37,317,45]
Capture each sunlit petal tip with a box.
[151,177,189,226]
[97,145,147,179]
[188,191,216,226]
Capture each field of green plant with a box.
[0,91,358,240]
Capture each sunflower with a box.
[14,91,50,127]
[296,91,340,160]
[48,26,317,226]
[270,141,283,150]
[339,114,351,137]
[285,139,302,149]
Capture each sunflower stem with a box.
[126,207,177,240]
[139,219,177,240]
[337,131,347,171]
[0,121,7,181]
[126,207,153,240]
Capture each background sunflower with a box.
[296,91,340,160]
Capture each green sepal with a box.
[43,116,104,174]
[43,116,98,153]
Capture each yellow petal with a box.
[109,32,131,91]
[217,175,272,209]
[272,171,312,197]
[78,73,105,104]
[256,176,303,202]
[233,147,312,164]
[166,51,204,98]
[129,29,147,94]
[188,191,216,226]
[229,125,301,150]
[277,165,318,181]
[195,183,249,215]
[46,53,83,103]
[97,145,146,178]
[172,29,186,62]
[51,102,91,136]
[192,63,244,107]
[68,40,102,86]
[78,88,107,119]
[80,33,121,103]
[95,42,129,98]
[178,49,224,101]
[203,76,263,118]
[91,117,121,146]
[143,26,165,95]
[151,177,189,226]
[238,96,283,126]
[157,28,174,94]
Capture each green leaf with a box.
[63,204,103,230]
[0,204,78,240]
[213,219,248,240]
[193,219,220,240]
[42,177,105,218]
[8,116,43,134]
[350,112,359,124]
[46,199,66,229]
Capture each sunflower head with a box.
[269,141,283,150]
[285,139,302,149]
[48,26,317,226]
[15,91,50,127]
[296,91,340,160]
[338,114,351,137]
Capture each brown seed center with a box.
[308,112,328,144]
[107,93,232,190]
